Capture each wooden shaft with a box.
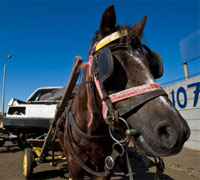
[39,56,82,160]
[53,56,83,124]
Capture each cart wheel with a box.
[23,148,34,179]
[0,138,5,147]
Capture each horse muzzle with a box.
[133,121,190,157]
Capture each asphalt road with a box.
[0,141,199,180]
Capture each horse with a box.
[57,5,190,179]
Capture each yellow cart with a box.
[23,56,82,179]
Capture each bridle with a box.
[65,30,166,179]
[88,30,167,130]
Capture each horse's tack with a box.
[63,30,166,179]
[65,107,109,177]
[143,44,163,79]
[85,30,166,178]
[66,109,109,143]
[93,30,164,88]
[97,45,163,86]
[65,106,165,179]
[88,30,166,121]
[97,48,114,87]
[65,106,135,177]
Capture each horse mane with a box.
[73,63,102,128]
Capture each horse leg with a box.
[67,155,85,180]
[57,131,84,179]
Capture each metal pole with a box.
[1,55,12,114]
[1,64,6,114]
[183,63,189,80]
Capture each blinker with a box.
[97,48,114,87]
[143,44,164,79]
[149,50,163,79]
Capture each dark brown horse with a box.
[57,5,190,179]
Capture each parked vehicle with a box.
[3,87,65,133]
[3,87,65,148]
[3,86,79,148]
[0,113,17,147]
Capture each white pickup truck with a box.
[3,85,79,148]
[3,87,65,137]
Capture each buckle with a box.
[108,117,130,144]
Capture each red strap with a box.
[102,83,162,119]
[87,55,163,120]
[110,83,162,103]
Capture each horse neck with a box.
[71,69,108,136]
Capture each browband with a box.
[95,30,128,52]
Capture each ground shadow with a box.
[111,147,174,180]
[30,168,68,179]
[0,142,22,153]
[29,147,175,180]
[112,171,174,180]
[12,147,174,180]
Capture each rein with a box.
[65,108,109,177]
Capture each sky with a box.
[0,0,199,112]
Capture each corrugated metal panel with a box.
[163,76,200,150]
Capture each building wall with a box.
[163,76,200,150]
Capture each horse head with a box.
[87,5,190,157]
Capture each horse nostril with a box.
[158,126,177,149]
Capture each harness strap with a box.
[67,109,109,143]
[118,90,167,117]
[65,108,109,177]
[102,88,119,123]
[154,157,165,180]
[126,150,134,180]
[102,83,164,119]
[52,116,64,141]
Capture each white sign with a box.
[164,76,200,150]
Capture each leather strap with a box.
[154,157,165,180]
[67,109,109,143]
[126,150,134,180]
[118,90,167,117]
[65,108,109,177]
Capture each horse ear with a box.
[99,5,116,39]
[132,15,147,38]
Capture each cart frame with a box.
[23,56,83,179]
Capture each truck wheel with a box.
[0,138,5,147]
[17,133,27,149]
[23,148,34,179]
